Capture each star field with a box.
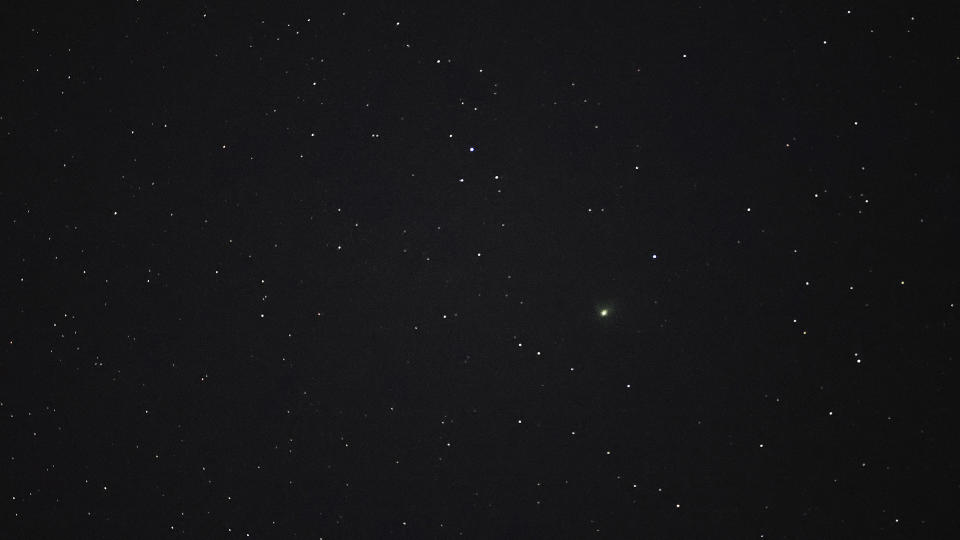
[2,3,959,537]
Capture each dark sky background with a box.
[2,2,958,538]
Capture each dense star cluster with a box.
[2,3,958,537]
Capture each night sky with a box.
[3,2,959,538]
